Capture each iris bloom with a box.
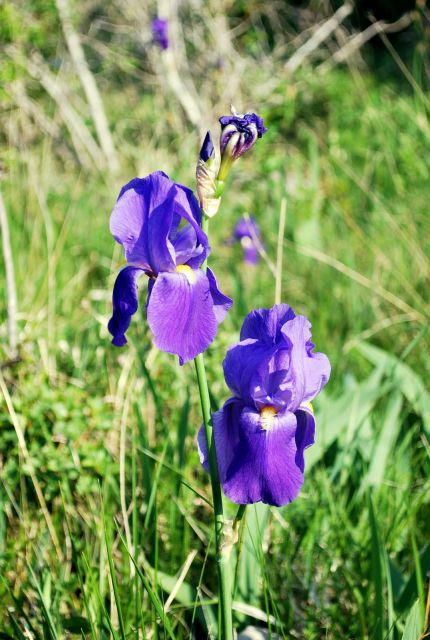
[151,18,169,50]
[198,304,330,506]
[231,216,263,265]
[218,112,267,180]
[108,171,232,364]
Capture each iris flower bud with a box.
[218,111,267,181]
[196,131,221,218]
[199,131,215,163]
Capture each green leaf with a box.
[401,600,422,640]
[356,343,430,435]
[306,366,388,469]
[364,391,403,488]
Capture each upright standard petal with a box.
[170,223,206,268]
[146,268,218,364]
[172,182,208,252]
[223,339,274,405]
[110,172,176,273]
[280,315,331,409]
[240,304,296,344]
[108,266,145,346]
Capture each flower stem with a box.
[194,215,233,640]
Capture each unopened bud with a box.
[218,111,267,181]
[196,131,221,217]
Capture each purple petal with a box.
[108,266,145,346]
[206,268,233,324]
[240,304,296,344]
[222,339,272,404]
[151,18,169,50]
[199,399,307,506]
[146,268,218,364]
[250,347,294,410]
[233,216,261,241]
[294,405,316,472]
[243,244,260,265]
[171,183,210,268]
[280,315,331,408]
[170,223,205,268]
[197,398,243,478]
[110,172,176,273]
[231,217,262,264]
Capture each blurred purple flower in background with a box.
[108,171,232,363]
[231,216,263,265]
[151,18,169,50]
[198,304,330,506]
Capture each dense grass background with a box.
[1,1,430,638]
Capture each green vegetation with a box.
[0,1,429,638]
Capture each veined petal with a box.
[197,398,243,478]
[206,268,233,324]
[146,268,218,364]
[108,266,145,346]
[199,399,307,506]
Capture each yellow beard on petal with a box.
[176,265,196,284]
[260,405,278,431]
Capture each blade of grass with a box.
[28,566,58,640]
[368,493,384,640]
[60,489,98,640]
[411,528,426,628]
[81,553,120,640]
[115,526,177,640]
[102,501,127,640]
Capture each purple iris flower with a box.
[198,304,330,506]
[231,216,262,265]
[219,112,267,161]
[108,171,232,364]
[151,18,169,50]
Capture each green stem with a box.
[194,354,233,640]
[194,215,233,640]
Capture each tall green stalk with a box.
[193,216,233,640]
